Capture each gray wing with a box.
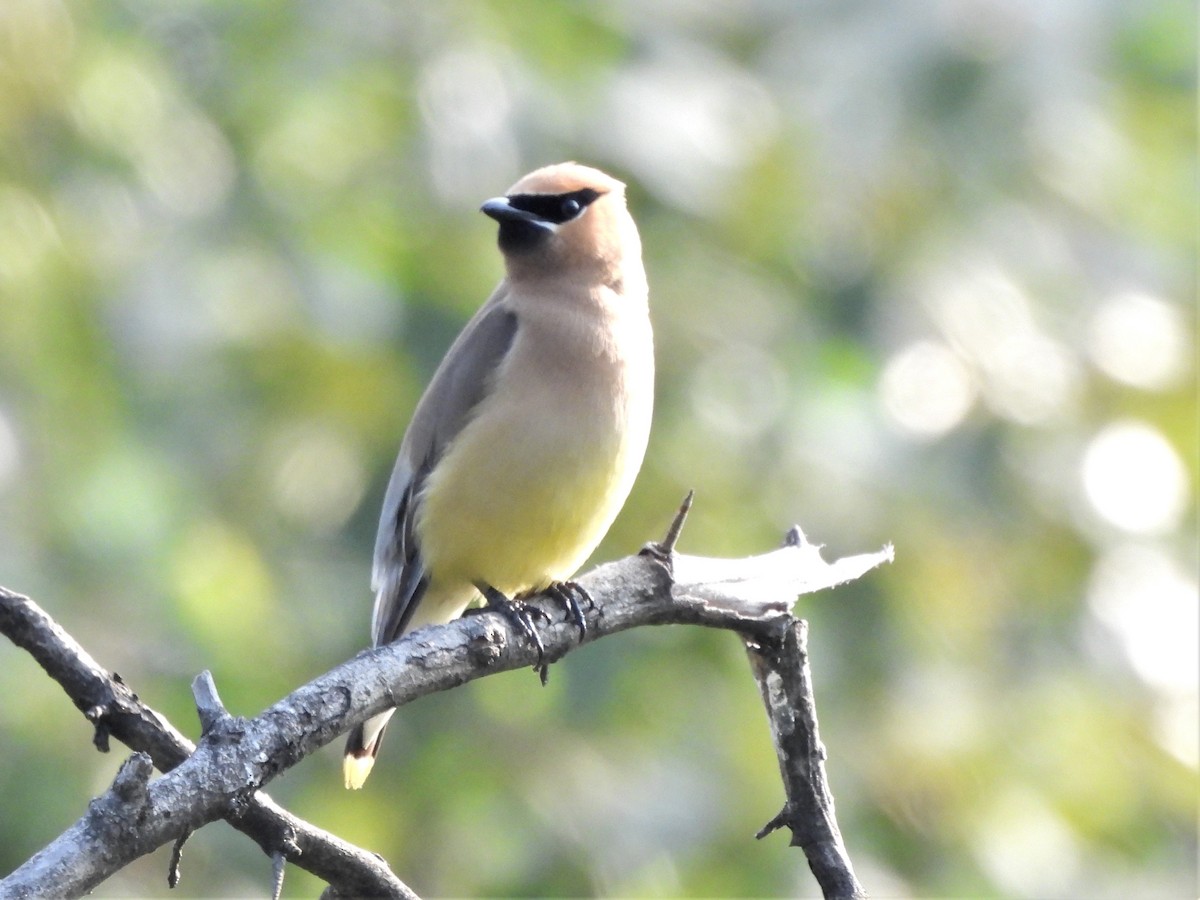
[370,285,518,646]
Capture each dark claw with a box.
[476,583,550,678]
[545,581,591,642]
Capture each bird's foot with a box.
[544,580,592,643]
[476,583,551,682]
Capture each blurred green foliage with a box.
[0,1,1195,897]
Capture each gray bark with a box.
[0,520,889,898]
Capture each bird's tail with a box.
[343,709,396,789]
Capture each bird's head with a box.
[481,162,642,286]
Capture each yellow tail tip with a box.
[343,754,375,790]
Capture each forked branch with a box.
[0,502,889,898]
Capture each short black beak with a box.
[480,197,548,228]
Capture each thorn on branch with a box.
[168,829,192,889]
[192,670,231,736]
[783,524,808,548]
[755,805,789,840]
[85,704,112,752]
[2,524,887,900]
[280,825,301,857]
[270,826,302,900]
[662,489,694,552]
[0,584,420,899]
[743,620,867,899]
[110,752,153,804]
[640,489,694,572]
[271,850,287,900]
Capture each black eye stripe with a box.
[507,188,601,225]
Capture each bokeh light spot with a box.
[419,44,519,204]
[199,247,297,343]
[268,423,367,533]
[598,41,778,212]
[1087,543,1199,766]
[1087,544,1198,695]
[879,339,975,439]
[0,186,61,285]
[689,343,787,440]
[134,111,235,218]
[1088,290,1191,391]
[71,51,166,154]
[974,788,1081,898]
[66,444,177,559]
[0,407,19,491]
[1081,421,1188,534]
[979,333,1080,426]
[0,0,75,90]
[171,520,276,655]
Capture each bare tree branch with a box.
[0,584,415,898]
[0,523,890,898]
[747,619,867,899]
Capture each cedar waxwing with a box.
[343,162,654,789]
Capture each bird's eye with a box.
[561,197,582,219]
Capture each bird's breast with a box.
[417,300,653,595]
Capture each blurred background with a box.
[0,1,1194,896]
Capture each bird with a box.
[343,162,654,789]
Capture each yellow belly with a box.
[416,398,637,598]
[418,436,626,596]
[414,290,653,606]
